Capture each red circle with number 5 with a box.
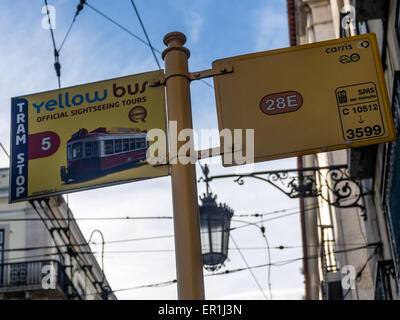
[260,91,303,115]
[28,131,60,160]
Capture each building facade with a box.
[0,168,116,300]
[288,0,400,299]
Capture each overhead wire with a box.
[28,199,106,298]
[66,194,74,285]
[5,151,367,296]
[0,216,173,222]
[0,205,307,260]
[83,1,213,89]
[113,279,177,293]
[81,242,381,296]
[0,202,319,223]
[0,201,371,255]
[41,2,85,290]
[58,0,85,53]
[0,197,373,263]
[236,207,299,217]
[0,247,284,264]
[231,214,274,299]
[129,0,161,69]
[88,229,105,283]
[0,241,372,258]
[0,142,10,158]
[229,234,268,299]
[259,221,273,300]
[44,0,61,88]
[43,0,57,52]
[43,1,86,88]
[2,235,381,299]
[29,200,103,297]
[29,200,65,260]
[58,15,77,53]
[84,1,160,53]
[4,241,380,265]
[343,245,380,299]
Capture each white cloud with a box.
[252,4,289,51]
[184,11,203,44]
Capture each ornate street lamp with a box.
[199,192,234,271]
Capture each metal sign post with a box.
[162,32,205,299]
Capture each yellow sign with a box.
[10,70,167,202]
[213,33,396,166]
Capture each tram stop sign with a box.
[212,33,396,167]
[10,70,167,203]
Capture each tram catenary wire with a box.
[83,1,213,89]
[1,240,376,263]
[80,242,381,296]
[3,241,380,265]
[0,202,320,223]
[0,201,368,255]
[129,0,161,69]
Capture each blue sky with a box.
[0,0,305,299]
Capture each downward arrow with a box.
[358,115,364,124]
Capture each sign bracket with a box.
[149,65,233,87]
[150,144,243,167]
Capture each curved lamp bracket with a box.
[199,164,367,212]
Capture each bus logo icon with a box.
[337,90,348,104]
[129,106,147,123]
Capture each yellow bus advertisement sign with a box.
[10,70,167,202]
[213,33,396,166]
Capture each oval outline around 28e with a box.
[260,91,303,115]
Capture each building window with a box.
[0,230,3,285]
[397,1,400,46]
[10,263,27,286]
[384,72,400,267]
[356,21,368,35]
[374,260,395,300]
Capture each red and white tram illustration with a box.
[60,127,149,183]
